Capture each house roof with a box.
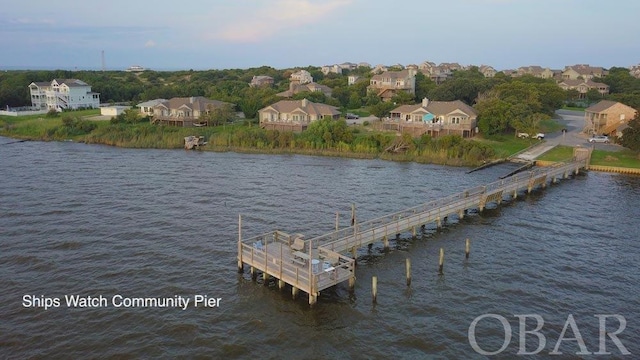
[585,100,622,113]
[53,79,90,87]
[276,82,332,97]
[155,96,231,111]
[559,79,608,88]
[371,70,412,81]
[391,100,477,117]
[260,99,340,116]
[137,99,168,107]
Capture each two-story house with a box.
[387,98,478,138]
[562,64,607,80]
[258,98,340,132]
[368,70,416,102]
[584,100,637,136]
[151,96,233,127]
[290,70,313,84]
[28,79,100,110]
[557,79,610,98]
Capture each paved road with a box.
[552,109,621,151]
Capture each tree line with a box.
[3,65,640,138]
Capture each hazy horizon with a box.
[2,0,639,71]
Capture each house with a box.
[276,82,333,98]
[321,65,343,75]
[516,66,554,79]
[250,75,274,88]
[151,96,233,127]
[357,62,371,69]
[290,70,313,84]
[557,79,610,98]
[28,79,100,111]
[348,75,360,86]
[100,105,131,117]
[386,98,478,138]
[629,64,640,79]
[368,70,416,102]
[562,64,607,80]
[479,65,497,78]
[371,64,388,74]
[258,98,341,132]
[584,100,637,136]
[137,99,168,116]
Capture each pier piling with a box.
[438,248,444,275]
[465,238,470,259]
[406,258,412,286]
[372,276,378,304]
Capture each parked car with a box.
[517,132,545,139]
[345,113,359,119]
[588,135,610,143]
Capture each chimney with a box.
[422,98,429,108]
[301,98,308,108]
[189,96,195,103]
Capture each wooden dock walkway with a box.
[237,148,592,305]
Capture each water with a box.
[1,137,639,359]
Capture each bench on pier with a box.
[292,250,310,266]
[291,236,305,252]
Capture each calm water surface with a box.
[1,137,638,359]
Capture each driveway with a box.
[553,109,621,151]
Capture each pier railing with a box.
[237,149,590,304]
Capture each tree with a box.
[369,101,397,118]
[620,112,640,151]
[348,92,362,109]
[476,97,513,135]
[586,88,603,103]
[203,104,235,126]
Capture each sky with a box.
[1,0,639,71]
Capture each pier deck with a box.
[237,149,591,305]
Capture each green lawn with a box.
[591,149,640,168]
[347,108,371,117]
[538,146,640,168]
[472,135,532,158]
[537,145,575,162]
[562,105,587,111]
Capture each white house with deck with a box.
[29,79,100,111]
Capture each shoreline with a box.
[0,134,484,168]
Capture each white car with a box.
[517,132,545,139]
[588,135,610,143]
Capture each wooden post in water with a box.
[406,258,412,286]
[292,286,299,299]
[458,209,465,220]
[237,214,243,273]
[383,235,389,251]
[351,204,356,226]
[336,212,339,231]
[465,238,470,259]
[250,266,256,280]
[412,226,417,238]
[348,272,355,290]
[438,248,444,275]
[278,279,285,290]
[372,276,378,304]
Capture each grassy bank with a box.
[537,145,640,169]
[2,110,583,168]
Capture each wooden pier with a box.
[237,148,592,305]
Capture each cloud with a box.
[207,0,353,42]
[145,40,156,48]
[9,17,56,25]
